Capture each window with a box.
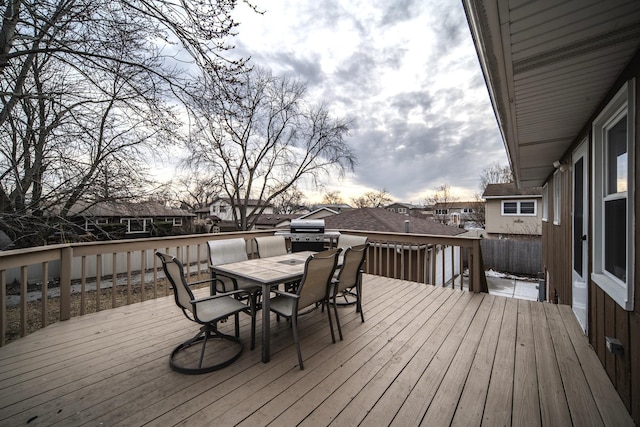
[435,209,448,215]
[501,200,536,216]
[542,184,549,222]
[553,171,561,225]
[592,80,635,310]
[398,208,407,214]
[120,218,152,233]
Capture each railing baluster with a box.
[112,253,118,308]
[1,270,6,346]
[127,252,132,305]
[20,266,27,337]
[141,250,147,302]
[96,254,102,311]
[41,262,49,328]
[81,256,87,315]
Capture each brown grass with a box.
[3,276,208,345]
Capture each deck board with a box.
[0,274,633,427]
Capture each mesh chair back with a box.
[255,235,288,258]
[337,234,368,251]
[208,238,248,266]
[336,244,368,293]
[156,252,195,314]
[297,249,340,309]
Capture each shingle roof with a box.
[65,201,195,218]
[323,208,465,236]
[482,183,542,198]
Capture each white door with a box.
[572,140,589,333]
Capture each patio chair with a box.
[268,248,342,370]
[156,252,256,374]
[254,235,288,258]
[331,243,369,340]
[255,235,298,295]
[337,233,368,251]
[334,234,369,306]
[208,238,262,308]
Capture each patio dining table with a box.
[211,251,316,363]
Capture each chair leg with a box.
[326,299,336,343]
[234,313,240,337]
[291,315,304,370]
[357,280,365,322]
[333,297,343,341]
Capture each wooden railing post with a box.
[472,239,481,293]
[59,247,72,321]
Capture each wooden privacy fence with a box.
[480,238,542,276]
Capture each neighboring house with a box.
[299,207,339,220]
[206,197,274,222]
[431,201,481,227]
[249,214,299,230]
[482,183,542,238]
[465,1,640,421]
[385,202,427,217]
[61,201,195,238]
[313,203,352,213]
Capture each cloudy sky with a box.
[227,0,508,204]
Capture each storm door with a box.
[572,140,589,333]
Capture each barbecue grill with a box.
[288,219,326,252]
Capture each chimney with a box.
[404,219,409,233]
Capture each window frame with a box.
[501,199,537,216]
[591,79,635,311]
[541,183,549,222]
[553,170,561,225]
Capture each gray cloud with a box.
[231,0,506,202]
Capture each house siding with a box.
[485,198,542,236]
[542,54,640,422]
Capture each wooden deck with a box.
[0,275,633,426]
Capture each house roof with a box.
[250,214,299,227]
[463,0,640,187]
[386,202,424,210]
[432,201,480,209]
[482,183,542,199]
[323,208,465,236]
[64,201,195,218]
[213,197,272,207]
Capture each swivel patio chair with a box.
[331,243,368,340]
[268,248,341,370]
[156,252,256,374]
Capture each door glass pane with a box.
[573,158,583,275]
[605,198,626,281]
[607,117,627,194]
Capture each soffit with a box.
[465,0,640,187]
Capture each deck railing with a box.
[0,230,484,345]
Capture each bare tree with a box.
[479,161,513,193]
[185,67,356,230]
[0,0,252,247]
[426,184,459,224]
[351,188,393,208]
[321,191,345,205]
[271,185,307,214]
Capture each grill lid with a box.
[290,219,325,233]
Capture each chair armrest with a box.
[190,289,249,304]
[272,289,299,299]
